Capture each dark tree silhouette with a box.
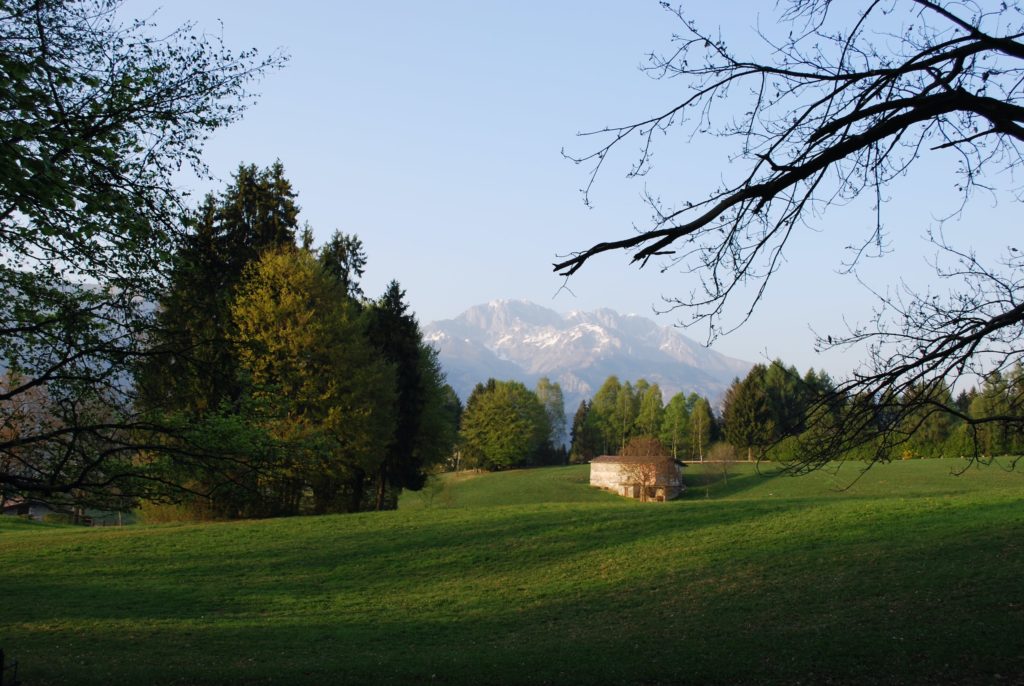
[556,0,1024,468]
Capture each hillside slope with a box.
[2,461,1022,685]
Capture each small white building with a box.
[1,496,54,520]
[589,455,685,501]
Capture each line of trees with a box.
[0,1,465,521]
[564,362,1023,466]
[567,376,716,462]
[134,164,461,518]
[560,363,1024,466]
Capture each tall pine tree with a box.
[140,162,300,416]
[364,280,455,509]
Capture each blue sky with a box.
[129,1,1016,379]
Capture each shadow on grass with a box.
[3,501,781,623]
[680,466,782,499]
[5,496,1023,685]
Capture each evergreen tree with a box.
[763,360,805,438]
[970,371,1015,457]
[140,162,300,416]
[955,388,976,416]
[319,230,368,301]
[722,365,774,461]
[364,280,456,509]
[569,400,601,463]
[901,380,956,458]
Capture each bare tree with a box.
[556,1,1024,468]
[617,460,660,502]
[618,440,680,500]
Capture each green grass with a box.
[2,459,1022,685]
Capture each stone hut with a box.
[589,455,685,501]
[1,496,54,520]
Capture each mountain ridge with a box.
[423,300,752,413]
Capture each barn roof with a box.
[590,454,684,465]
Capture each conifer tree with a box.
[319,231,368,301]
[569,400,601,462]
[364,280,455,509]
[763,360,805,439]
[723,365,774,462]
[140,162,300,416]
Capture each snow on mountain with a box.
[423,299,752,412]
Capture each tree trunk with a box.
[375,467,387,511]
[348,468,365,513]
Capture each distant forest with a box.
[454,361,1023,474]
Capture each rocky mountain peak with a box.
[424,301,751,412]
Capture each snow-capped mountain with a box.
[423,300,752,412]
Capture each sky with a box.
[126,1,1017,379]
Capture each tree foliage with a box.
[688,394,714,461]
[589,376,621,455]
[723,366,775,462]
[460,380,550,470]
[660,392,690,459]
[569,400,601,462]
[556,0,1024,467]
[570,375,716,460]
[535,377,568,452]
[140,162,300,417]
[319,231,368,301]
[0,0,282,501]
[231,247,396,515]
[364,280,457,508]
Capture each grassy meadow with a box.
[2,459,1023,685]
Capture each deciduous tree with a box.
[635,383,665,439]
[589,376,622,454]
[660,392,690,459]
[231,247,395,515]
[140,162,300,417]
[535,377,568,453]
[459,380,550,470]
[0,0,282,500]
[689,394,714,461]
